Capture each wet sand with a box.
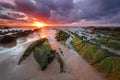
[0,30,74,80]
[0,54,74,80]
[0,28,107,80]
[43,28,107,80]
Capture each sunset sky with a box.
[0,0,120,27]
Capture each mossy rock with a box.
[18,38,47,64]
[95,57,120,75]
[108,71,120,80]
[47,50,55,63]
[55,29,70,42]
[55,53,64,73]
[104,42,120,50]
[33,47,48,70]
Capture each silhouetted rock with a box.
[0,27,10,29]
[0,35,15,44]
[0,29,40,44]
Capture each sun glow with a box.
[32,22,47,28]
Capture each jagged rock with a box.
[33,48,48,70]
[0,35,15,44]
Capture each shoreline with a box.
[0,52,74,80]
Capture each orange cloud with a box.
[0,19,30,27]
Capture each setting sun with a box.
[32,22,47,28]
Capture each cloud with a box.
[0,11,28,21]
[0,2,14,9]
[14,0,74,23]
[0,0,120,24]
[68,0,120,22]
[49,0,74,23]
[0,14,15,20]
[0,7,3,10]
[7,12,26,19]
[14,0,51,21]
[95,14,120,24]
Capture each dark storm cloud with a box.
[7,12,26,19]
[49,0,74,23]
[69,0,120,22]
[0,2,14,9]
[0,13,26,21]
[95,14,120,24]
[0,6,3,10]
[0,14,15,20]
[0,11,27,21]
[14,0,74,22]
[14,0,53,21]
[0,0,120,24]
